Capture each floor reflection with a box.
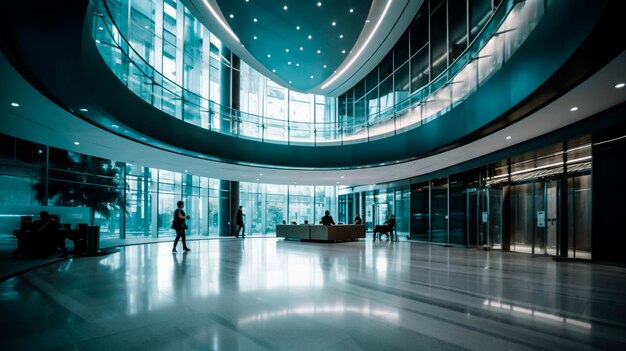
[0,238,624,350]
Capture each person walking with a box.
[236,205,246,238]
[172,200,190,252]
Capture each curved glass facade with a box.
[0,133,337,238]
[92,0,547,146]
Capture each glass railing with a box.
[91,0,547,146]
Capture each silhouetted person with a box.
[172,201,190,252]
[354,214,362,224]
[321,210,335,225]
[236,205,246,238]
[32,211,61,256]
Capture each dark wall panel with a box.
[592,120,626,264]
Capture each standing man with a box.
[236,205,246,238]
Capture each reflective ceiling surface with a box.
[215,0,372,91]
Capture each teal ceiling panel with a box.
[216,0,372,91]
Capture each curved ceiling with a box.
[2,47,625,185]
[182,0,421,94]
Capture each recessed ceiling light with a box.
[332,21,336,26]
[308,35,312,39]
[350,8,354,13]
[366,19,370,23]
[299,47,303,51]
[184,170,188,173]
[259,173,263,176]
[289,81,292,84]
[296,26,300,30]
[296,63,300,67]
[285,48,289,52]
[253,35,257,40]
[253,18,257,22]
[288,61,292,65]
[570,106,578,112]
[336,181,340,184]
[339,34,343,39]
[323,64,327,68]
[10,102,19,107]
[229,14,234,18]
[272,69,276,72]
[267,54,271,58]
[317,2,322,6]
[317,49,321,54]
[283,5,288,10]
[111,124,119,128]
[310,75,314,79]
[98,26,103,31]
[616,82,625,88]
[79,108,88,112]
[74,141,80,145]
[144,25,148,29]
[342,50,346,54]
[506,136,512,140]
[340,176,344,179]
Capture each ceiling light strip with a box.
[320,0,393,90]
[202,0,240,43]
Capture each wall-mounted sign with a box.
[537,211,546,227]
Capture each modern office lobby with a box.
[1,0,626,350]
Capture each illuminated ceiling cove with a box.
[214,0,371,91]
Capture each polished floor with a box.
[0,238,625,351]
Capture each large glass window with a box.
[125,165,154,237]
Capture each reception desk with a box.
[276,224,365,242]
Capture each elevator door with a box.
[511,179,558,255]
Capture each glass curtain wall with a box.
[106,0,224,122]
[0,133,340,239]
[337,186,410,236]
[338,0,503,133]
[106,0,336,144]
[239,183,336,234]
[238,62,335,144]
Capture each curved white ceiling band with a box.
[202,0,240,43]
[320,0,393,90]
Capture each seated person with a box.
[354,214,362,225]
[26,211,63,257]
[321,210,335,225]
[373,215,396,241]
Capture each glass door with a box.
[544,179,559,255]
[373,203,389,229]
[488,187,503,250]
[467,187,502,249]
[568,174,592,259]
